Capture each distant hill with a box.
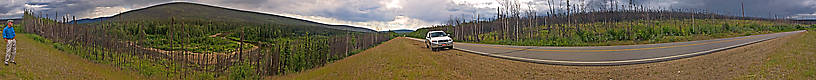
[0,18,21,23]
[104,2,375,32]
[69,17,110,24]
[793,19,816,21]
[387,29,415,33]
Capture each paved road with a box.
[408,30,806,65]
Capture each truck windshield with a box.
[430,32,447,37]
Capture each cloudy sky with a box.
[2,0,816,31]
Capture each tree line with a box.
[411,0,814,46]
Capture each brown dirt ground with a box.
[268,32,808,79]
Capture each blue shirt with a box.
[3,25,14,39]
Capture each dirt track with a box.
[271,34,805,79]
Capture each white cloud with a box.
[25,4,47,8]
[789,13,816,20]
[276,13,433,31]
[90,6,129,19]
[383,0,403,9]
[452,0,500,8]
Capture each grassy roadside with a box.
[0,33,143,79]
[744,31,816,79]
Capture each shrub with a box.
[229,64,259,80]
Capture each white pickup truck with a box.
[425,31,454,51]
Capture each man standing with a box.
[4,20,16,65]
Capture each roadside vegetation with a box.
[749,31,816,79]
[411,19,813,46]
[407,0,816,46]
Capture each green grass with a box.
[228,61,261,80]
[748,31,816,79]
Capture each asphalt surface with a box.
[408,30,806,65]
